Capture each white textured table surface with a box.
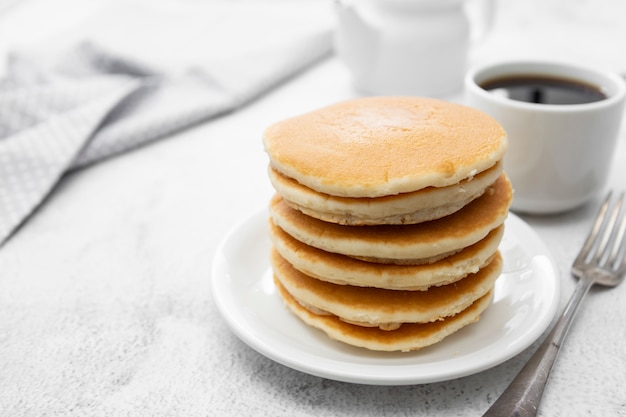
[1,1,625,416]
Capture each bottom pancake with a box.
[275,278,494,352]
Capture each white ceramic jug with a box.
[335,0,492,97]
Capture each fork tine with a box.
[607,192,626,272]
[592,192,623,267]
[575,191,613,265]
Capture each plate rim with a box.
[210,208,560,385]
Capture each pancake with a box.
[269,219,504,290]
[269,174,512,264]
[272,248,502,329]
[275,277,494,352]
[263,96,507,198]
[268,161,504,225]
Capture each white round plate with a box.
[211,209,559,385]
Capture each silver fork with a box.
[483,190,626,417]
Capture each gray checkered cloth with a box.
[0,32,331,246]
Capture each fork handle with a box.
[482,275,595,417]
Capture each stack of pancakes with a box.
[263,97,511,352]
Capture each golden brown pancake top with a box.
[263,96,507,197]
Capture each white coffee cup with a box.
[465,60,626,214]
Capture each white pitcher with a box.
[334,0,493,97]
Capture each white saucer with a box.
[211,209,559,385]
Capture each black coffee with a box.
[480,75,607,104]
